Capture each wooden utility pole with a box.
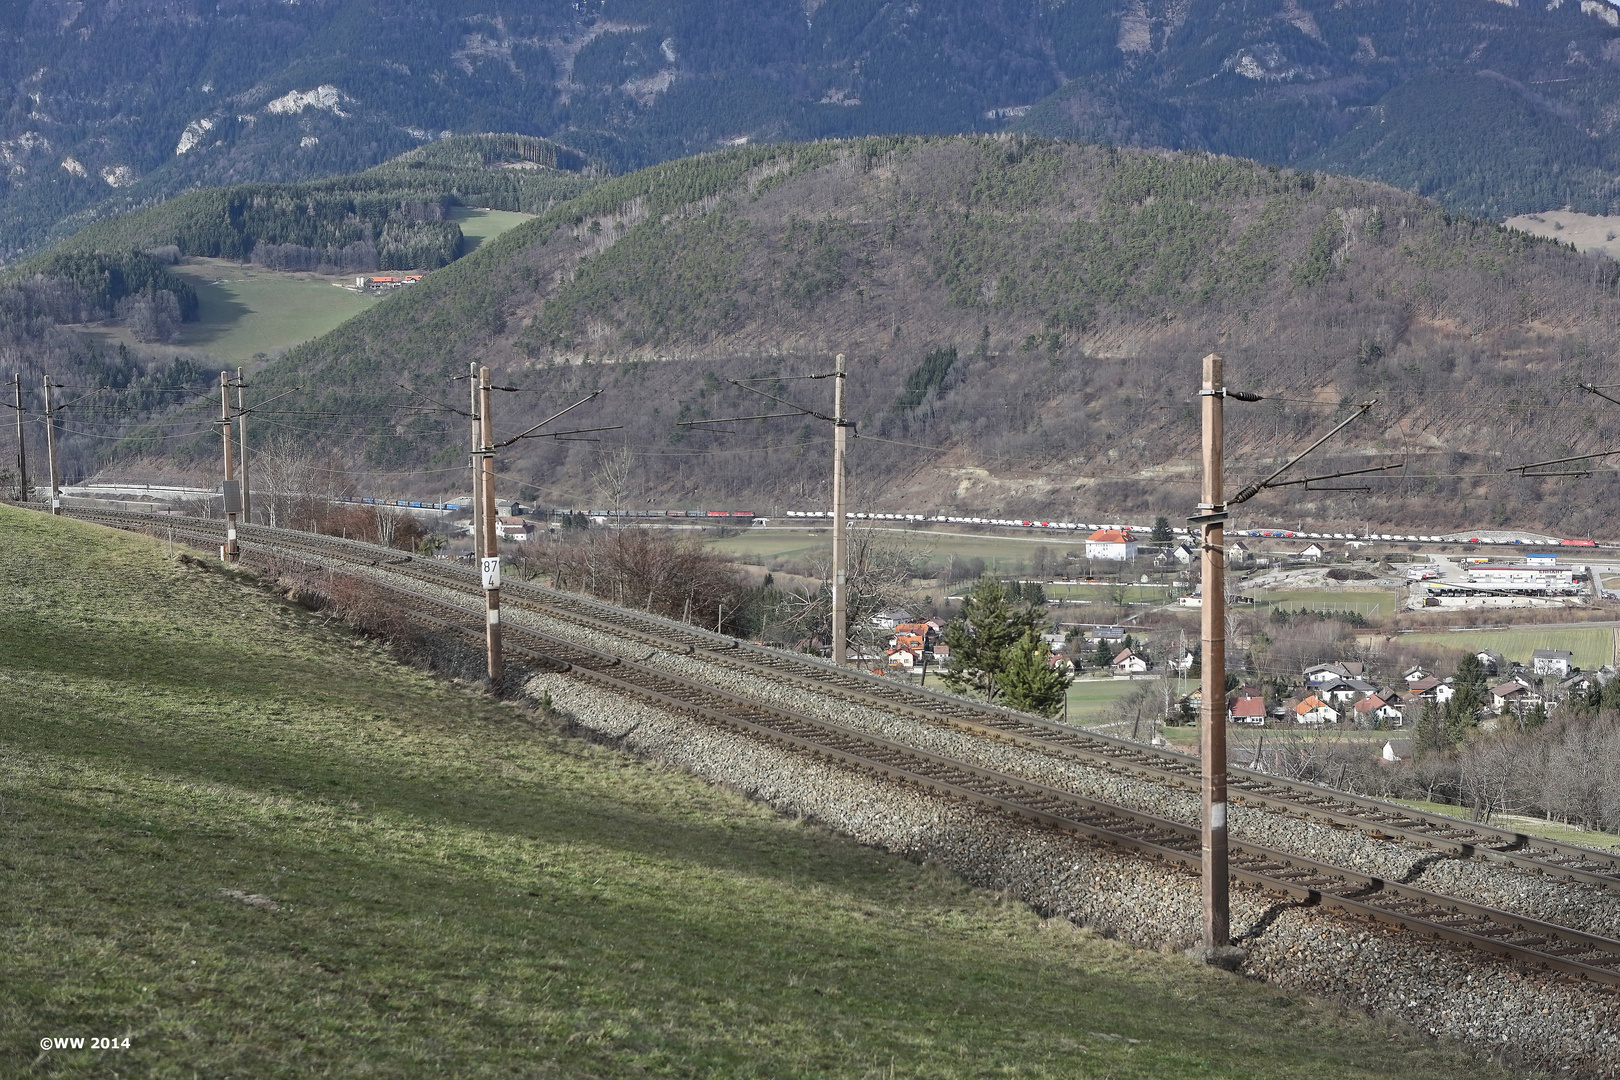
[42,374,60,514]
[831,352,848,667]
[470,361,484,560]
[479,364,502,685]
[12,372,27,501]
[220,370,240,563]
[1197,352,1229,950]
[235,367,251,523]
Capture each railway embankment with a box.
[45,506,1620,1076]
[12,502,1540,1079]
[524,668,1620,1077]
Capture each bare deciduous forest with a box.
[11,137,1620,533]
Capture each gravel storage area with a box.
[523,669,1620,1079]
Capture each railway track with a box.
[50,506,1620,988]
[75,506,1620,893]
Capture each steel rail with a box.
[64,506,1620,892]
[213,537,1620,990]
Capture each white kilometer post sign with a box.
[481,556,501,591]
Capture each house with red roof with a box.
[1086,528,1138,561]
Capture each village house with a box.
[1353,694,1404,726]
[1085,529,1138,561]
[1474,650,1506,676]
[355,273,425,290]
[1303,661,1366,685]
[1226,540,1251,564]
[1230,696,1267,725]
[870,608,917,631]
[889,621,937,655]
[1405,676,1456,704]
[494,516,534,541]
[1297,542,1326,562]
[1490,678,1543,713]
[1111,647,1149,675]
[1381,738,1414,763]
[1532,649,1574,678]
[1293,695,1340,725]
[1403,665,1432,684]
[1317,677,1378,704]
[1560,666,1615,697]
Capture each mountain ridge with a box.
[8,0,1620,262]
[196,135,1619,538]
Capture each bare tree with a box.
[373,504,403,549]
[592,445,635,515]
[776,524,928,652]
[549,527,746,631]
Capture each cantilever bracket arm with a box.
[1265,461,1405,489]
[1228,400,1378,505]
[729,380,843,425]
[494,390,604,447]
[1579,383,1620,410]
[1514,445,1620,474]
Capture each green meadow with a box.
[1399,626,1616,671]
[75,208,534,363]
[0,505,1519,1078]
[450,206,533,252]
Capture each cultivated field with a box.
[0,505,1519,1078]
[1400,626,1617,671]
[1066,676,1150,719]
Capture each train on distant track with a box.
[778,511,1603,547]
[327,494,1601,547]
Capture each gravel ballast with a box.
[264,549,1620,1076]
[523,668,1620,1079]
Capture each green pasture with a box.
[75,209,533,362]
[1392,799,1620,852]
[1399,626,1616,671]
[1066,677,1147,718]
[0,506,1514,1078]
[450,206,533,252]
[75,259,379,362]
[1245,589,1400,618]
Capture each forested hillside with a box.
[122,135,1613,537]
[20,135,598,274]
[7,0,1620,263]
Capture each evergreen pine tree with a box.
[994,627,1071,717]
[1415,699,1454,757]
[1151,516,1173,544]
[941,574,1041,698]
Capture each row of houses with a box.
[1229,651,1610,728]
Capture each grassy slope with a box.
[450,207,535,253]
[0,506,1521,1079]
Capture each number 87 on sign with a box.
[481,556,501,590]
